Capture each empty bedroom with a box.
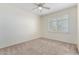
[0,3,79,55]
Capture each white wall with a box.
[77,4,79,51]
[41,6,77,44]
[0,4,40,48]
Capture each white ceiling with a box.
[12,3,76,16]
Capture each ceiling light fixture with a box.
[32,3,50,12]
[38,7,42,10]
[38,7,43,12]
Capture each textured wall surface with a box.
[0,4,40,48]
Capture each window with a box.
[48,15,69,33]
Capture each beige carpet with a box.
[0,38,78,55]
